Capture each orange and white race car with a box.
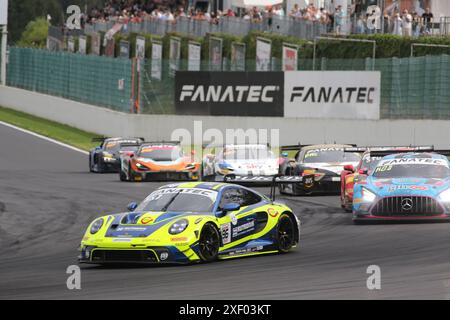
[119,141,200,182]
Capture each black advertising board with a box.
[175,71,284,117]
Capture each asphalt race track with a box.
[1,123,450,299]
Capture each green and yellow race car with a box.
[79,180,300,264]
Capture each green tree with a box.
[17,17,49,48]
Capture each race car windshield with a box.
[361,157,382,172]
[220,147,276,160]
[372,164,450,178]
[302,149,360,163]
[138,146,183,161]
[136,191,216,212]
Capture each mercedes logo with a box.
[401,198,413,211]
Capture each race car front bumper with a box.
[132,170,200,182]
[78,246,197,264]
[353,197,450,222]
[353,213,450,222]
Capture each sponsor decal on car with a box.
[268,208,278,217]
[140,217,154,224]
[232,220,255,238]
[221,223,231,244]
[378,158,447,166]
[387,185,429,192]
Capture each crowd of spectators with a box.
[83,0,438,37]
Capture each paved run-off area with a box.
[1,122,450,299]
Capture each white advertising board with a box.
[284,71,381,120]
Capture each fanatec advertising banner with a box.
[175,72,284,117]
[284,71,381,120]
[175,71,380,119]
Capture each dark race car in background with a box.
[89,137,144,173]
[353,149,450,223]
[279,144,361,195]
[120,141,200,182]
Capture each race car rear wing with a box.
[92,137,145,143]
[142,140,180,145]
[344,145,435,153]
[223,174,307,201]
[282,143,357,152]
[119,142,142,148]
[92,137,108,143]
[369,146,435,157]
[434,150,450,157]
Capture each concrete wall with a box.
[1,85,450,148]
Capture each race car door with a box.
[216,187,259,249]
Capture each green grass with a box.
[0,106,99,151]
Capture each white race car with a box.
[202,144,281,183]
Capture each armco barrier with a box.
[1,85,450,149]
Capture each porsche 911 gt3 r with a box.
[202,144,281,183]
[79,182,300,264]
[279,144,361,195]
[353,151,450,223]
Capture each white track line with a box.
[0,120,89,155]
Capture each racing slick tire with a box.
[89,155,94,173]
[277,214,295,253]
[198,223,220,262]
[119,168,127,181]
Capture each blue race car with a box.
[89,137,144,173]
[353,149,450,223]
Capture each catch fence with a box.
[5,47,450,119]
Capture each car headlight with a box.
[218,163,233,170]
[362,187,376,202]
[185,163,196,170]
[102,152,113,158]
[90,218,104,234]
[136,162,148,170]
[438,189,450,202]
[169,219,189,235]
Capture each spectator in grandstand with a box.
[224,9,235,17]
[356,14,366,34]
[422,7,434,34]
[412,11,421,37]
[334,5,344,35]
[402,9,412,37]
[273,4,285,17]
[289,4,300,18]
[383,14,392,34]
[252,7,263,22]
[392,12,403,36]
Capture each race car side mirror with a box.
[222,202,241,213]
[344,165,354,172]
[281,152,289,158]
[129,153,134,158]
[359,169,368,175]
[127,202,138,212]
